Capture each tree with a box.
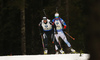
[7,0,26,55]
[20,0,26,55]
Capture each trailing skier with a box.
[52,13,76,54]
[39,17,64,54]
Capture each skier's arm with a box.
[60,18,67,29]
[52,19,54,22]
[50,21,57,34]
[53,23,58,34]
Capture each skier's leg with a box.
[43,33,48,54]
[55,45,59,54]
[54,34,59,51]
[53,38,61,50]
[52,33,64,54]
[60,31,76,53]
[60,31,71,47]
[54,39,65,54]
[51,33,60,50]
[55,45,58,51]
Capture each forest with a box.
[0,0,100,60]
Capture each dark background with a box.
[0,0,100,60]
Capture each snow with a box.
[0,53,90,60]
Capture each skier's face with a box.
[43,20,47,23]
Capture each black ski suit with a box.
[39,19,61,50]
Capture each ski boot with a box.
[59,49,65,54]
[71,48,76,53]
[55,50,59,54]
[44,49,48,54]
[67,47,76,53]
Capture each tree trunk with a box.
[0,0,3,55]
[21,0,26,55]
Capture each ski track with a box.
[0,53,90,60]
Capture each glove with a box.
[63,25,67,32]
[64,25,67,29]
[52,41,54,43]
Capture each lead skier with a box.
[39,17,64,54]
[52,13,76,54]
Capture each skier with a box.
[39,17,64,54]
[52,13,76,54]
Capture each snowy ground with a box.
[0,53,90,60]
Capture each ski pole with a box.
[64,32,75,40]
[41,35,45,50]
